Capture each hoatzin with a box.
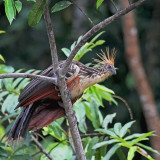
[8,48,116,141]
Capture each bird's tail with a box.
[7,100,65,141]
[7,103,37,141]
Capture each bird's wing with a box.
[17,61,80,108]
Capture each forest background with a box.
[0,0,160,160]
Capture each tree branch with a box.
[44,5,59,73]
[31,135,54,160]
[43,3,86,160]
[120,0,160,158]
[61,0,149,76]
[0,73,57,84]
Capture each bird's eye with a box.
[105,64,112,69]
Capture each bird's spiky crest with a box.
[94,48,116,66]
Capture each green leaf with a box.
[5,0,16,24]
[130,131,154,146]
[3,78,13,90]
[92,139,118,149]
[127,146,137,160]
[61,48,71,57]
[102,113,116,129]
[0,31,6,34]
[0,55,5,63]
[51,1,72,13]
[42,143,73,160]
[74,102,87,133]
[11,154,34,160]
[96,0,104,9]
[96,128,117,137]
[42,122,66,141]
[103,143,121,160]
[119,121,135,138]
[28,0,47,27]
[90,31,105,43]
[0,64,14,73]
[11,77,24,89]
[89,100,102,129]
[0,91,9,101]
[116,148,127,160]
[94,84,115,94]
[137,143,160,155]
[114,123,122,136]
[124,133,147,140]
[2,94,18,113]
[86,136,99,159]
[15,1,22,13]
[137,147,154,160]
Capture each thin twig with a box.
[112,95,133,120]
[44,5,59,73]
[71,0,94,26]
[31,135,54,160]
[32,151,41,157]
[61,0,148,76]
[81,133,107,137]
[0,73,57,84]
[110,0,118,11]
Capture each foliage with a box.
[0,1,159,159]
[0,33,159,159]
[96,0,104,9]
[51,1,72,13]
[62,31,106,61]
[93,117,160,160]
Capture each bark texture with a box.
[120,0,160,159]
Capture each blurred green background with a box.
[0,0,160,156]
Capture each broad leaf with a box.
[130,132,154,146]
[92,139,118,149]
[42,143,73,160]
[5,0,16,24]
[102,113,116,129]
[95,128,117,137]
[28,0,47,27]
[86,136,99,159]
[137,143,160,155]
[103,143,121,160]
[127,146,137,160]
[96,0,104,9]
[125,133,147,140]
[0,31,6,34]
[51,1,72,13]
[94,84,115,94]
[15,1,22,13]
[119,121,135,138]
[2,94,18,113]
[0,55,5,62]
[114,123,122,136]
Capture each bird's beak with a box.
[110,67,116,75]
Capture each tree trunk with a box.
[120,0,160,159]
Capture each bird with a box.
[8,48,116,141]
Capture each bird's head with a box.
[94,48,117,76]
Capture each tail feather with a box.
[8,104,36,141]
[8,100,65,141]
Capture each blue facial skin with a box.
[105,64,116,75]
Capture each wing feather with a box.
[17,61,81,108]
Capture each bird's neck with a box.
[79,65,110,88]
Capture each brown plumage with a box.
[8,49,116,140]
